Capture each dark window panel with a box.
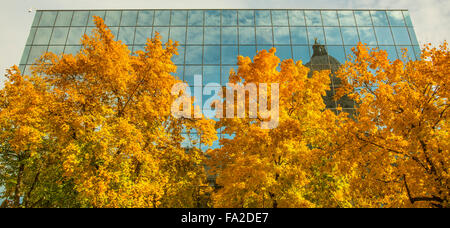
[205,10,221,26]
[238,10,254,26]
[255,10,271,26]
[154,10,171,26]
[55,11,73,26]
[137,10,154,26]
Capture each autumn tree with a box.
[207,48,351,208]
[334,43,449,208]
[0,16,216,208]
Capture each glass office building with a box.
[19,9,420,150]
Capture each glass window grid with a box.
[22,9,421,142]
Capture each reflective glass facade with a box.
[19,9,420,151]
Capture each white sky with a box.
[1,0,449,85]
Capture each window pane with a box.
[289,10,305,26]
[55,11,73,26]
[188,10,203,26]
[203,66,221,84]
[20,46,31,65]
[221,46,238,64]
[255,10,271,26]
[273,27,290,45]
[204,27,220,45]
[374,27,394,45]
[34,28,52,45]
[387,11,405,26]
[118,27,136,45]
[26,28,37,45]
[308,27,325,45]
[324,27,343,45]
[171,10,187,26]
[205,10,221,26]
[354,11,372,26]
[169,27,186,44]
[187,27,203,44]
[371,11,389,26]
[292,45,310,63]
[239,45,257,60]
[272,10,288,26]
[338,11,355,26]
[110,27,119,41]
[403,11,413,27]
[290,27,308,45]
[305,10,322,26]
[326,45,346,64]
[408,27,419,45]
[239,27,255,44]
[173,45,185,64]
[50,27,69,45]
[256,27,273,45]
[238,10,254,26]
[71,11,89,26]
[153,27,169,43]
[204,46,220,64]
[358,27,377,45]
[28,46,48,64]
[121,11,138,26]
[87,11,105,27]
[184,66,202,86]
[137,10,154,26]
[105,11,121,27]
[274,46,292,60]
[379,45,398,61]
[135,27,153,44]
[153,10,170,26]
[32,11,42,27]
[39,11,57,26]
[341,27,359,46]
[185,46,203,64]
[222,10,237,26]
[321,10,339,26]
[222,27,237,44]
[48,46,65,55]
[66,27,85,45]
[391,27,411,45]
